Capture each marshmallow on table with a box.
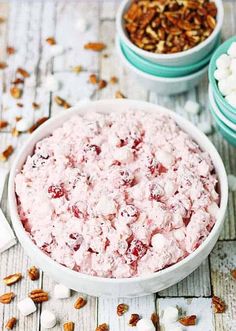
[184,100,200,115]
[16,118,31,132]
[40,310,57,329]
[0,209,16,253]
[167,326,184,331]
[228,174,236,191]
[227,42,236,58]
[44,75,60,92]
[48,44,65,58]
[75,18,88,32]
[136,318,155,331]
[216,54,231,69]
[18,298,37,316]
[162,306,179,323]
[198,122,212,135]
[54,283,71,299]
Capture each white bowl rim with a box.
[116,0,224,61]
[209,85,236,131]
[8,99,228,285]
[116,37,209,81]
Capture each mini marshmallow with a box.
[227,42,236,58]
[198,122,212,135]
[228,174,236,191]
[16,118,31,132]
[162,306,179,323]
[167,326,184,331]
[216,54,231,69]
[227,75,236,90]
[54,283,71,299]
[48,44,65,57]
[218,79,232,96]
[17,297,37,316]
[184,100,200,114]
[207,202,220,217]
[40,310,57,329]
[96,196,116,216]
[214,68,230,81]
[0,209,16,253]
[136,318,155,331]
[230,58,236,73]
[44,75,60,92]
[156,150,174,168]
[75,18,88,32]
[113,146,133,163]
[225,92,236,108]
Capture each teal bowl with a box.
[209,102,236,147]
[209,36,236,117]
[120,37,221,78]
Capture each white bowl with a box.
[209,85,236,131]
[116,37,208,95]
[116,0,224,66]
[9,99,228,298]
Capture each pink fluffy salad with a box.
[15,110,219,278]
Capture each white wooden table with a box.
[0,1,235,330]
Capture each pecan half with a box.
[212,296,226,313]
[0,292,15,304]
[95,323,109,331]
[11,78,24,85]
[0,120,8,129]
[17,67,30,78]
[74,297,87,309]
[179,315,197,326]
[46,37,56,45]
[3,273,22,286]
[115,91,126,99]
[11,127,19,137]
[32,102,40,110]
[231,269,236,280]
[63,321,75,331]
[117,303,129,316]
[28,266,40,281]
[5,317,17,330]
[0,145,14,162]
[28,117,48,133]
[98,79,107,90]
[0,62,7,69]
[29,289,48,303]
[84,42,106,52]
[151,312,159,328]
[10,86,22,99]
[54,96,71,109]
[110,76,118,84]
[128,313,140,327]
[6,46,15,55]
[72,65,82,74]
[89,74,98,84]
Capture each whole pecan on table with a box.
[123,0,217,54]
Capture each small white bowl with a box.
[209,85,236,131]
[116,0,224,66]
[116,38,208,95]
[9,100,228,298]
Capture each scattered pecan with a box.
[0,145,14,162]
[212,296,226,313]
[115,91,126,99]
[6,46,16,55]
[28,117,48,133]
[29,289,48,303]
[0,17,6,24]
[151,312,159,328]
[0,120,8,129]
[231,269,236,280]
[123,0,217,54]
[32,102,40,110]
[74,297,87,309]
[0,62,7,69]
[5,317,17,330]
[117,303,129,316]
[17,67,30,78]
[15,116,22,121]
[10,86,22,99]
[98,79,107,89]
[72,65,82,73]
[95,323,109,331]
[46,37,56,45]
[28,266,40,281]
[54,96,71,109]
[110,76,118,84]
[128,313,140,327]
[84,42,106,52]
[179,315,197,326]
[63,321,75,331]
[11,78,24,85]
[89,74,98,84]
[3,273,21,286]
[11,128,19,137]
[0,292,15,304]
[16,103,23,108]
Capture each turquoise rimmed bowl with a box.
[120,37,221,78]
[209,36,236,117]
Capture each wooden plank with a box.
[98,295,156,330]
[210,241,236,331]
[157,297,213,331]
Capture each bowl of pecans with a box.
[116,0,224,67]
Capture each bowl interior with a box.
[208,35,236,114]
[120,36,221,78]
[8,100,228,285]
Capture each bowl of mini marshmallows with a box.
[208,36,236,145]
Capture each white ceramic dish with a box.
[116,0,224,66]
[209,85,236,131]
[116,38,209,95]
[9,99,228,298]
